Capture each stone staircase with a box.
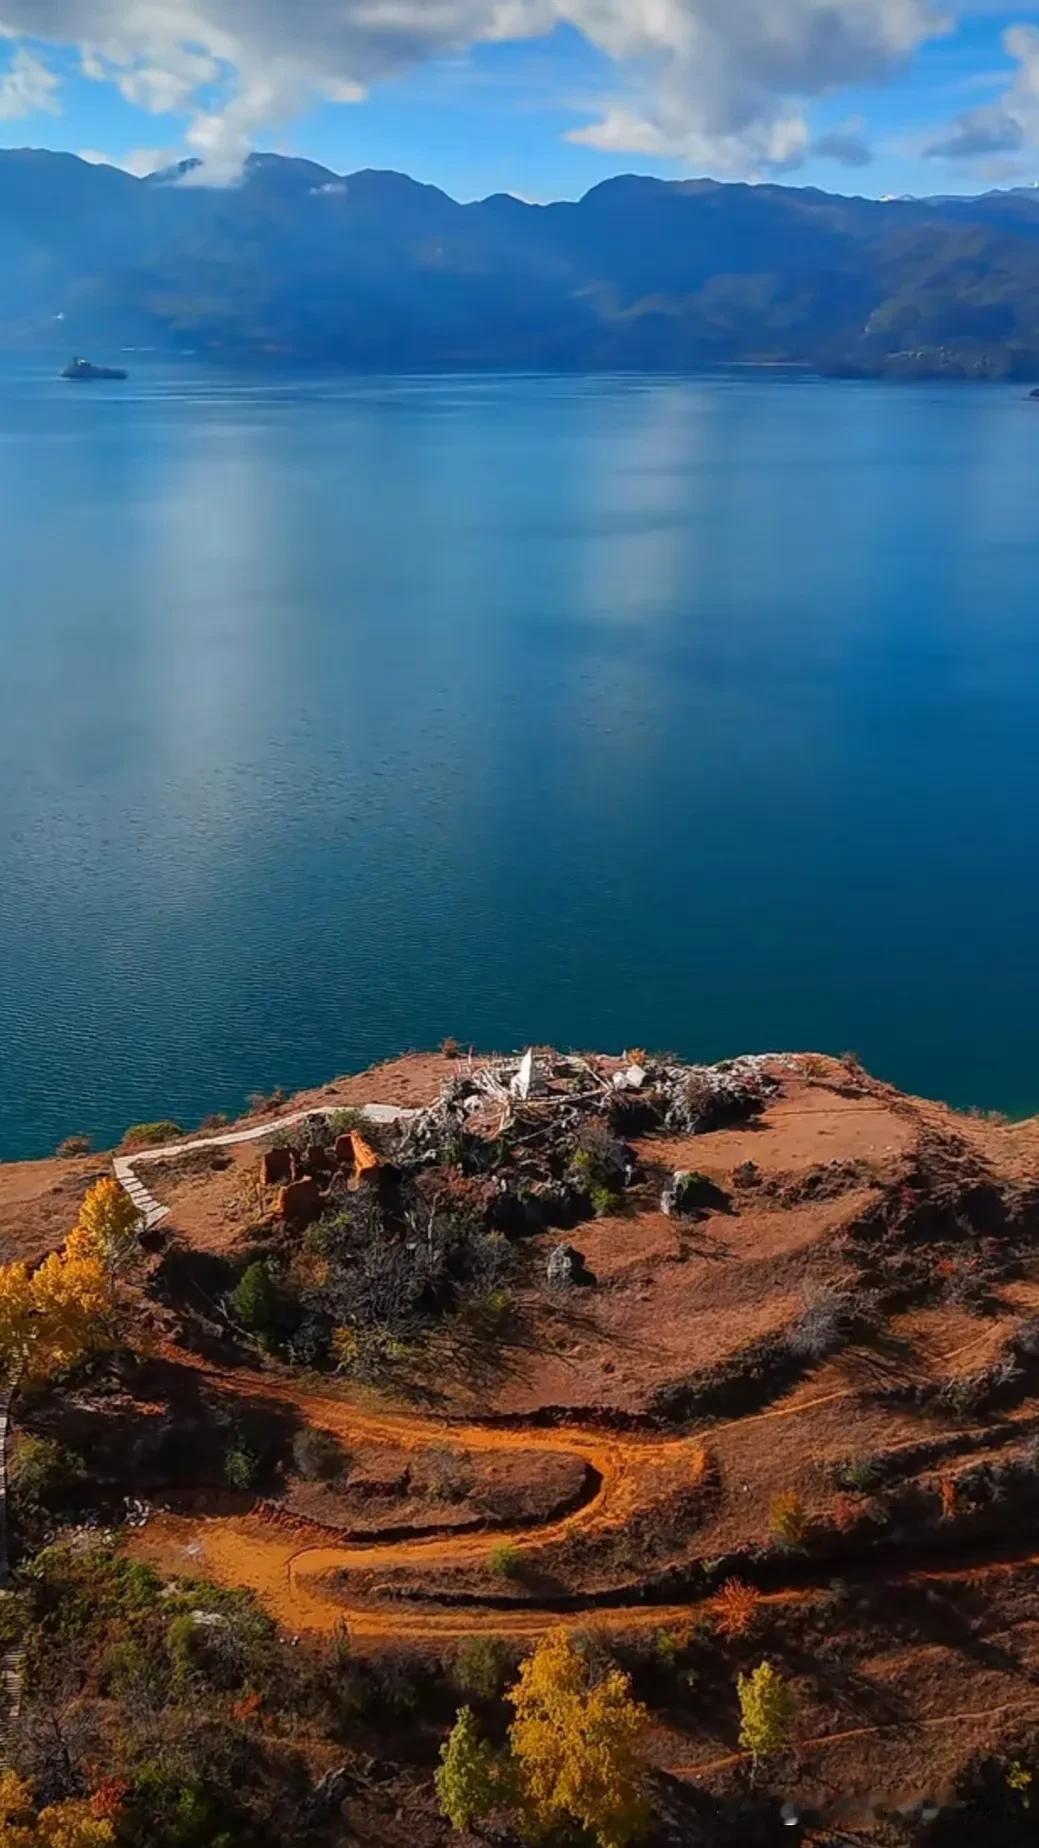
[0,1637,24,1765]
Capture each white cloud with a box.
[925,21,1039,164]
[77,143,174,174]
[0,44,60,118]
[0,0,949,179]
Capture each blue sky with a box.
[1,3,1039,200]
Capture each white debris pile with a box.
[659,1054,784,1135]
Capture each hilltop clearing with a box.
[6,1047,1039,1843]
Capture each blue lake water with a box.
[2,360,1038,1158]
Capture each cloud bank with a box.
[0,0,951,178]
[925,23,1039,165]
[0,44,60,119]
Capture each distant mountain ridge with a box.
[6,147,1039,377]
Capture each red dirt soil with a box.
[18,1045,1039,1827]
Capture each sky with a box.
[1,2,1039,202]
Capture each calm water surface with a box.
[2,361,1038,1158]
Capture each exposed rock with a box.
[277,1178,323,1223]
[662,1057,778,1134]
[662,1170,717,1217]
[333,1133,356,1166]
[612,1064,647,1091]
[305,1762,359,1818]
[511,1048,536,1100]
[260,1146,293,1186]
[546,1243,593,1288]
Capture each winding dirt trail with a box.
[132,1351,710,1635]
[128,1329,1032,1648]
[116,1096,1039,1656]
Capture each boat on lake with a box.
[61,356,128,381]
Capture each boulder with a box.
[612,1064,647,1091]
[662,1170,714,1217]
[260,1146,293,1186]
[277,1178,323,1224]
[546,1243,593,1288]
[333,1133,356,1166]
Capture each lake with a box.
[2,360,1038,1159]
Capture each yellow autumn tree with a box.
[75,1180,141,1280]
[0,1265,42,1387]
[26,1235,111,1378]
[0,1184,141,1394]
[0,1184,144,1579]
[507,1629,648,1848]
[737,1660,797,1763]
[0,1771,115,1848]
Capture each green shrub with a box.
[224,1443,260,1491]
[488,1541,522,1581]
[589,1184,620,1218]
[652,1628,685,1670]
[326,1107,391,1153]
[836,1458,879,1492]
[291,1428,343,1482]
[126,1761,249,1848]
[231,1261,279,1334]
[121,1120,183,1150]
[452,1635,508,1701]
[10,1434,84,1508]
[460,1288,514,1334]
[55,1134,91,1157]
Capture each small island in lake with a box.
[61,355,128,380]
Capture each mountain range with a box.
[6,147,1039,377]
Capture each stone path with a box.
[112,1101,420,1229]
[0,1640,24,1766]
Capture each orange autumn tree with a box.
[0,1770,116,1847]
[507,1630,648,1848]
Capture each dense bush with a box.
[224,1443,259,1491]
[11,1436,84,1511]
[290,1428,343,1482]
[451,1635,509,1702]
[769,1490,808,1549]
[121,1122,183,1150]
[230,1262,279,1335]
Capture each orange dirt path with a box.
[127,1333,1023,1646]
